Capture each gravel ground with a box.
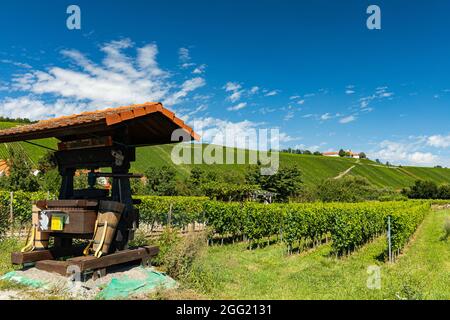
[1,265,168,300]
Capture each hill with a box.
[0,122,450,190]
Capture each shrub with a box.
[402,180,438,199]
[201,182,260,202]
[316,176,380,202]
[160,229,209,280]
[144,166,178,196]
[137,196,207,230]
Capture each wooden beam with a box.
[35,260,70,276]
[11,245,85,265]
[66,246,159,272]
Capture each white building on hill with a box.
[323,150,361,159]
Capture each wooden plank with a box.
[11,245,85,265]
[35,260,70,276]
[67,246,159,271]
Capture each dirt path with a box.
[334,165,355,179]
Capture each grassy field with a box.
[191,209,449,299]
[1,121,450,189]
[0,209,447,300]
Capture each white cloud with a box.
[369,138,440,166]
[427,134,450,148]
[192,64,206,74]
[345,90,355,95]
[264,90,279,97]
[227,102,247,111]
[179,47,191,63]
[320,113,332,121]
[250,86,259,94]
[339,115,356,124]
[0,96,87,120]
[359,86,394,110]
[163,77,205,106]
[409,152,438,164]
[2,39,206,120]
[284,111,294,121]
[223,82,243,102]
[0,59,32,69]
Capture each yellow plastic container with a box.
[51,215,65,231]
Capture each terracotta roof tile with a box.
[0,102,200,144]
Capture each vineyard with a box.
[0,192,430,262]
[135,196,430,260]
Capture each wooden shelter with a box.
[0,102,198,278]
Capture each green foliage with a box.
[4,136,450,190]
[144,166,178,196]
[403,180,439,199]
[316,176,383,202]
[246,165,303,202]
[1,148,39,192]
[339,149,348,157]
[138,196,429,259]
[0,203,7,239]
[37,169,61,194]
[201,182,260,201]
[203,201,244,239]
[402,180,450,200]
[36,151,57,173]
[160,230,209,280]
[437,184,450,199]
[137,196,207,229]
[389,203,429,252]
[0,190,55,228]
[330,201,429,256]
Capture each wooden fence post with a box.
[9,191,13,233]
[168,203,172,227]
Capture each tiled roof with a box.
[0,102,200,144]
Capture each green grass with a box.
[2,121,450,189]
[190,209,450,299]
[0,238,22,275]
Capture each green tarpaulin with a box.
[96,268,177,300]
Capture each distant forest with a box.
[0,116,34,123]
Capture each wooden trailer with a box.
[0,102,199,278]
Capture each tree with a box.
[37,151,57,173]
[338,149,347,157]
[246,165,303,202]
[437,184,450,199]
[1,148,39,192]
[303,150,312,155]
[313,151,322,156]
[402,180,438,199]
[144,166,178,196]
[359,152,367,159]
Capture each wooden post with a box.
[9,191,14,233]
[168,203,172,226]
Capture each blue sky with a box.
[1,0,450,166]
